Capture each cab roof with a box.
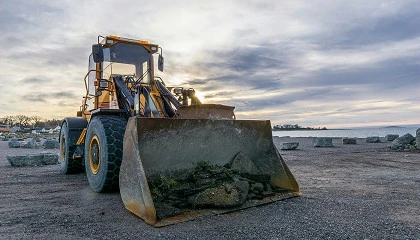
[102,35,159,53]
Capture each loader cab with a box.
[84,36,161,114]
[101,42,152,82]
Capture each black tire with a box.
[60,123,84,174]
[84,116,126,192]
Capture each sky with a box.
[1,0,419,128]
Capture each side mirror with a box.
[158,54,164,72]
[92,44,104,63]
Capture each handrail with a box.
[83,69,100,93]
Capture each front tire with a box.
[84,116,126,192]
[60,122,84,174]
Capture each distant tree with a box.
[1,116,10,126]
[30,116,43,128]
[15,115,28,127]
[4,116,16,126]
[45,119,61,128]
[1,115,64,128]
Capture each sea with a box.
[272,124,420,138]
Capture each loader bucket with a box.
[119,117,299,227]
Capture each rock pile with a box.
[366,136,381,143]
[313,137,333,147]
[342,138,357,144]
[7,152,59,167]
[149,155,283,220]
[389,133,416,151]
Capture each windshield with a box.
[102,42,152,83]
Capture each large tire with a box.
[84,116,126,192]
[60,122,84,174]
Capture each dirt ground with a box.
[0,137,419,240]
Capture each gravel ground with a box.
[0,137,419,240]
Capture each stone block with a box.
[7,153,59,167]
[8,139,20,148]
[416,128,420,150]
[313,137,333,147]
[385,134,399,141]
[280,142,299,150]
[342,138,357,144]
[43,139,59,149]
[390,133,415,150]
[24,140,39,149]
[366,136,381,143]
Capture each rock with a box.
[19,141,28,148]
[25,139,38,149]
[232,180,250,204]
[342,138,357,144]
[261,191,275,197]
[43,139,59,149]
[250,182,264,193]
[188,181,249,208]
[7,153,59,167]
[390,133,415,150]
[385,134,399,141]
[8,139,20,148]
[280,142,299,150]
[230,152,260,175]
[247,192,257,199]
[313,137,333,147]
[366,136,381,143]
[416,128,420,150]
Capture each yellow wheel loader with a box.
[60,35,300,227]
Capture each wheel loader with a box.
[60,35,300,227]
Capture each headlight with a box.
[173,87,183,95]
[99,80,108,88]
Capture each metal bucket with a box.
[119,117,299,227]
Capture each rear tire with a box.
[60,123,84,174]
[84,116,126,192]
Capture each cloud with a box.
[23,95,47,103]
[20,77,49,84]
[22,91,78,103]
[1,0,419,126]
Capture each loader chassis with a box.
[60,35,299,226]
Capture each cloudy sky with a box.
[1,0,419,127]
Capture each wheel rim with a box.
[60,136,66,162]
[89,136,101,175]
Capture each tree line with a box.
[0,115,61,128]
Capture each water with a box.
[272,125,420,138]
